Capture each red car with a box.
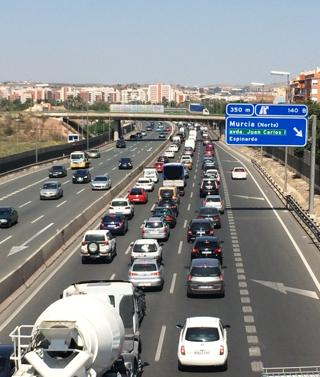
[205,143,215,151]
[154,161,164,173]
[128,187,148,204]
[204,149,214,157]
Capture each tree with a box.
[162,96,169,107]
[64,95,87,111]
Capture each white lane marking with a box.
[9,222,54,255]
[218,143,320,294]
[244,316,255,323]
[19,201,32,208]
[234,194,265,201]
[98,162,103,166]
[76,188,85,194]
[1,238,79,330]
[249,347,261,357]
[150,203,155,211]
[56,200,67,208]
[0,177,47,201]
[190,192,193,198]
[0,236,12,245]
[251,361,264,372]
[245,325,257,334]
[192,182,195,188]
[147,147,152,152]
[62,180,70,185]
[154,325,166,362]
[252,279,319,299]
[125,245,131,255]
[110,273,116,280]
[187,203,191,211]
[31,215,44,224]
[132,154,136,157]
[170,273,177,294]
[178,241,183,254]
[247,336,259,344]
[183,220,187,228]
[112,167,117,171]
[131,147,137,151]
[107,158,111,161]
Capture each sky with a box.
[1,0,320,86]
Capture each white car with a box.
[164,149,175,158]
[177,316,228,370]
[81,230,116,263]
[130,239,163,262]
[135,177,154,192]
[143,168,159,183]
[231,166,248,180]
[204,169,220,184]
[203,195,224,213]
[108,197,134,218]
[169,144,179,153]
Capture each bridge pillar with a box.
[114,119,122,141]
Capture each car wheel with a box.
[81,257,87,264]
[187,290,193,298]
[178,361,184,371]
[221,360,228,371]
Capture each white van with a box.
[185,139,196,151]
[143,167,159,183]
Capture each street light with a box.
[270,70,291,193]
[251,82,265,162]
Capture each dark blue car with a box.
[0,344,14,377]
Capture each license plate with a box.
[139,282,151,286]
[199,286,212,289]
[202,251,211,254]
[194,351,210,355]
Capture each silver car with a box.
[91,175,112,190]
[87,149,100,158]
[40,181,63,200]
[128,258,164,290]
[187,258,224,297]
[141,217,170,241]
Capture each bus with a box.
[163,163,185,195]
[69,151,90,169]
[67,133,80,143]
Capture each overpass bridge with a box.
[36,111,225,137]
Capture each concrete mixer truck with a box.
[10,280,145,377]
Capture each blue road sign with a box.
[255,104,308,117]
[226,103,254,116]
[225,116,307,146]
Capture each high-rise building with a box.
[148,84,173,103]
[291,68,320,103]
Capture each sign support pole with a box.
[284,146,288,193]
[308,114,317,213]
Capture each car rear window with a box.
[133,244,157,252]
[130,188,142,195]
[191,266,220,277]
[132,263,157,271]
[191,222,211,231]
[145,222,163,228]
[102,215,122,223]
[43,183,58,189]
[185,327,220,342]
[112,201,127,206]
[235,168,245,172]
[199,207,219,215]
[160,189,174,197]
[84,234,105,242]
[195,240,219,249]
[206,197,220,203]
[94,176,107,181]
[52,166,63,171]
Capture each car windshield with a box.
[138,179,149,183]
[145,221,163,228]
[43,183,58,189]
[186,327,220,342]
[76,170,87,175]
[0,208,10,215]
[71,154,83,159]
[89,149,98,153]
[160,190,173,197]
[132,263,157,272]
[130,188,142,195]
[200,207,219,215]
[133,244,157,252]
[195,240,219,249]
[112,201,128,206]
[121,158,131,162]
[94,176,108,181]
[235,168,245,172]
[153,208,169,216]
[191,266,221,277]
[84,234,105,242]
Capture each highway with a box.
[1,125,320,376]
[0,128,163,279]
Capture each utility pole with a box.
[308,114,317,213]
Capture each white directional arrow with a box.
[293,127,303,137]
[9,223,54,256]
[252,279,319,300]
[233,195,265,201]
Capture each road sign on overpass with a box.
[225,103,308,147]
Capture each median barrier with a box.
[0,128,174,304]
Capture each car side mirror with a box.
[224,324,231,329]
[130,242,134,246]
[176,324,183,329]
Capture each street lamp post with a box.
[270,70,291,193]
[251,82,265,162]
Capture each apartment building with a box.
[291,68,320,103]
[148,83,174,103]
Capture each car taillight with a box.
[104,240,109,245]
[187,274,192,281]
[197,215,204,219]
[129,271,138,276]
[192,248,199,253]
[180,345,186,355]
[187,230,192,234]
[125,206,131,209]
[141,228,145,234]
[81,241,86,245]
[213,215,220,220]
[209,230,214,235]
[220,345,224,355]
[165,215,172,221]
[151,271,160,276]
[219,274,224,281]
[215,247,221,253]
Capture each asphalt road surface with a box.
[1,128,320,376]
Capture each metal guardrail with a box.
[252,159,320,249]
[262,366,320,376]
